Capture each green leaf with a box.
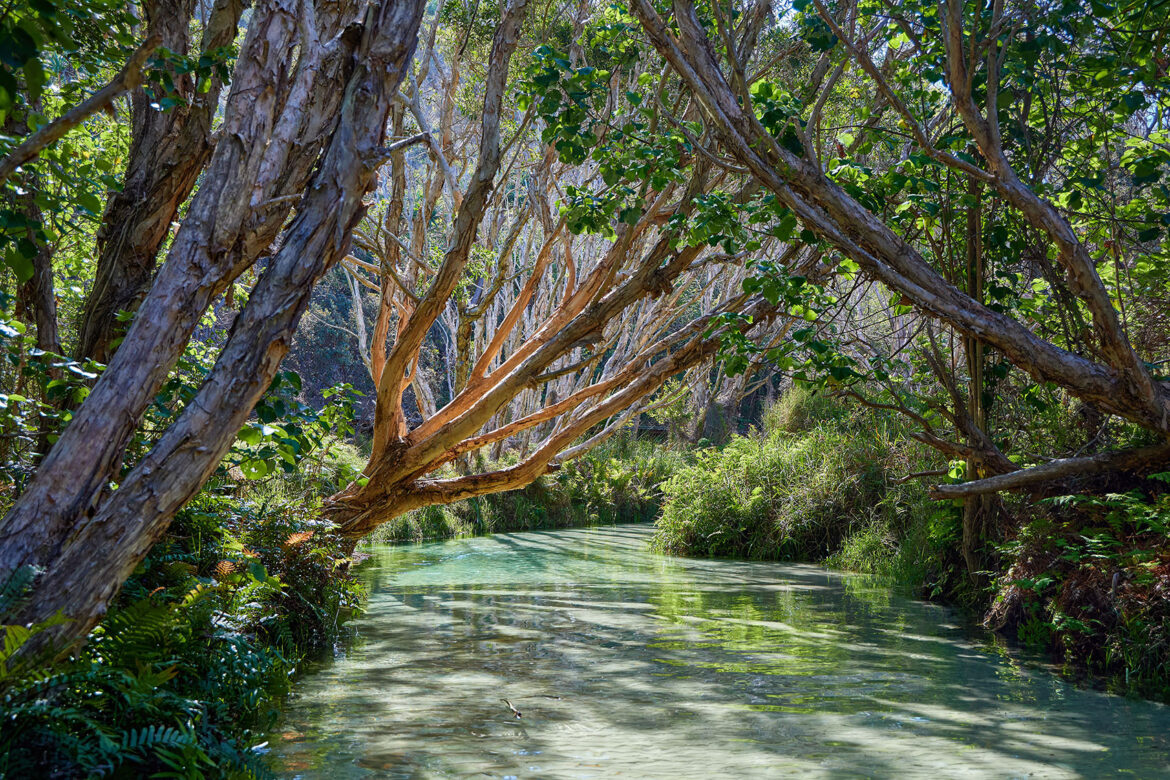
[239,459,269,479]
[247,561,269,583]
[3,245,34,284]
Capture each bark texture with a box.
[76,0,243,363]
[0,0,426,653]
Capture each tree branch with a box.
[930,443,1170,499]
[0,35,161,188]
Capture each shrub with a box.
[762,383,849,434]
[652,393,938,574]
[0,491,362,778]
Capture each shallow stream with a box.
[267,524,1170,778]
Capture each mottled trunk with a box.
[962,175,988,584]
[1,0,424,655]
[454,313,474,393]
[75,0,240,364]
[3,101,61,359]
[5,107,62,461]
[699,397,735,444]
[12,191,60,359]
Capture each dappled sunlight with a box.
[268,525,1170,778]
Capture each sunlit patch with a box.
[266,526,1170,778]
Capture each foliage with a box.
[229,372,360,483]
[0,332,364,777]
[762,383,848,434]
[0,307,101,497]
[988,481,1170,701]
[1,0,1169,731]
[0,485,362,778]
[652,391,939,567]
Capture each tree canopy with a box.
[0,0,1168,655]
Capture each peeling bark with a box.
[76,0,243,364]
[0,0,426,653]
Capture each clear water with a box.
[267,524,1170,778]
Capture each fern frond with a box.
[0,564,41,620]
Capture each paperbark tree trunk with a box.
[75,0,242,364]
[629,0,1170,491]
[961,175,989,584]
[0,0,426,655]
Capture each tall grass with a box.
[652,386,939,581]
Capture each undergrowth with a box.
[651,386,942,578]
[650,386,1170,701]
[989,482,1170,701]
[0,479,362,778]
[365,437,688,544]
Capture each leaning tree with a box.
[0,0,800,653]
[619,0,1170,568]
[324,7,810,536]
[592,0,1170,577]
[0,0,430,650]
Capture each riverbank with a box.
[0,476,363,776]
[0,434,672,776]
[5,384,1163,777]
[642,387,1170,703]
[352,387,1170,703]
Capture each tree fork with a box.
[1,0,426,655]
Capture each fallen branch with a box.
[929,442,1170,499]
[895,468,949,484]
[0,34,161,188]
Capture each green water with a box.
[267,524,1170,778]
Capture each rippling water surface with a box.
[267,524,1170,778]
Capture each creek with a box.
[268,524,1170,778]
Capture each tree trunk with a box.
[75,0,241,364]
[1,0,425,655]
[12,190,61,360]
[961,174,988,585]
[5,106,62,462]
[700,398,734,444]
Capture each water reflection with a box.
[268,524,1170,778]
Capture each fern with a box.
[92,598,183,663]
[0,564,41,620]
[121,724,197,752]
[0,487,363,779]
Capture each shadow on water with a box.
[267,524,1170,779]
